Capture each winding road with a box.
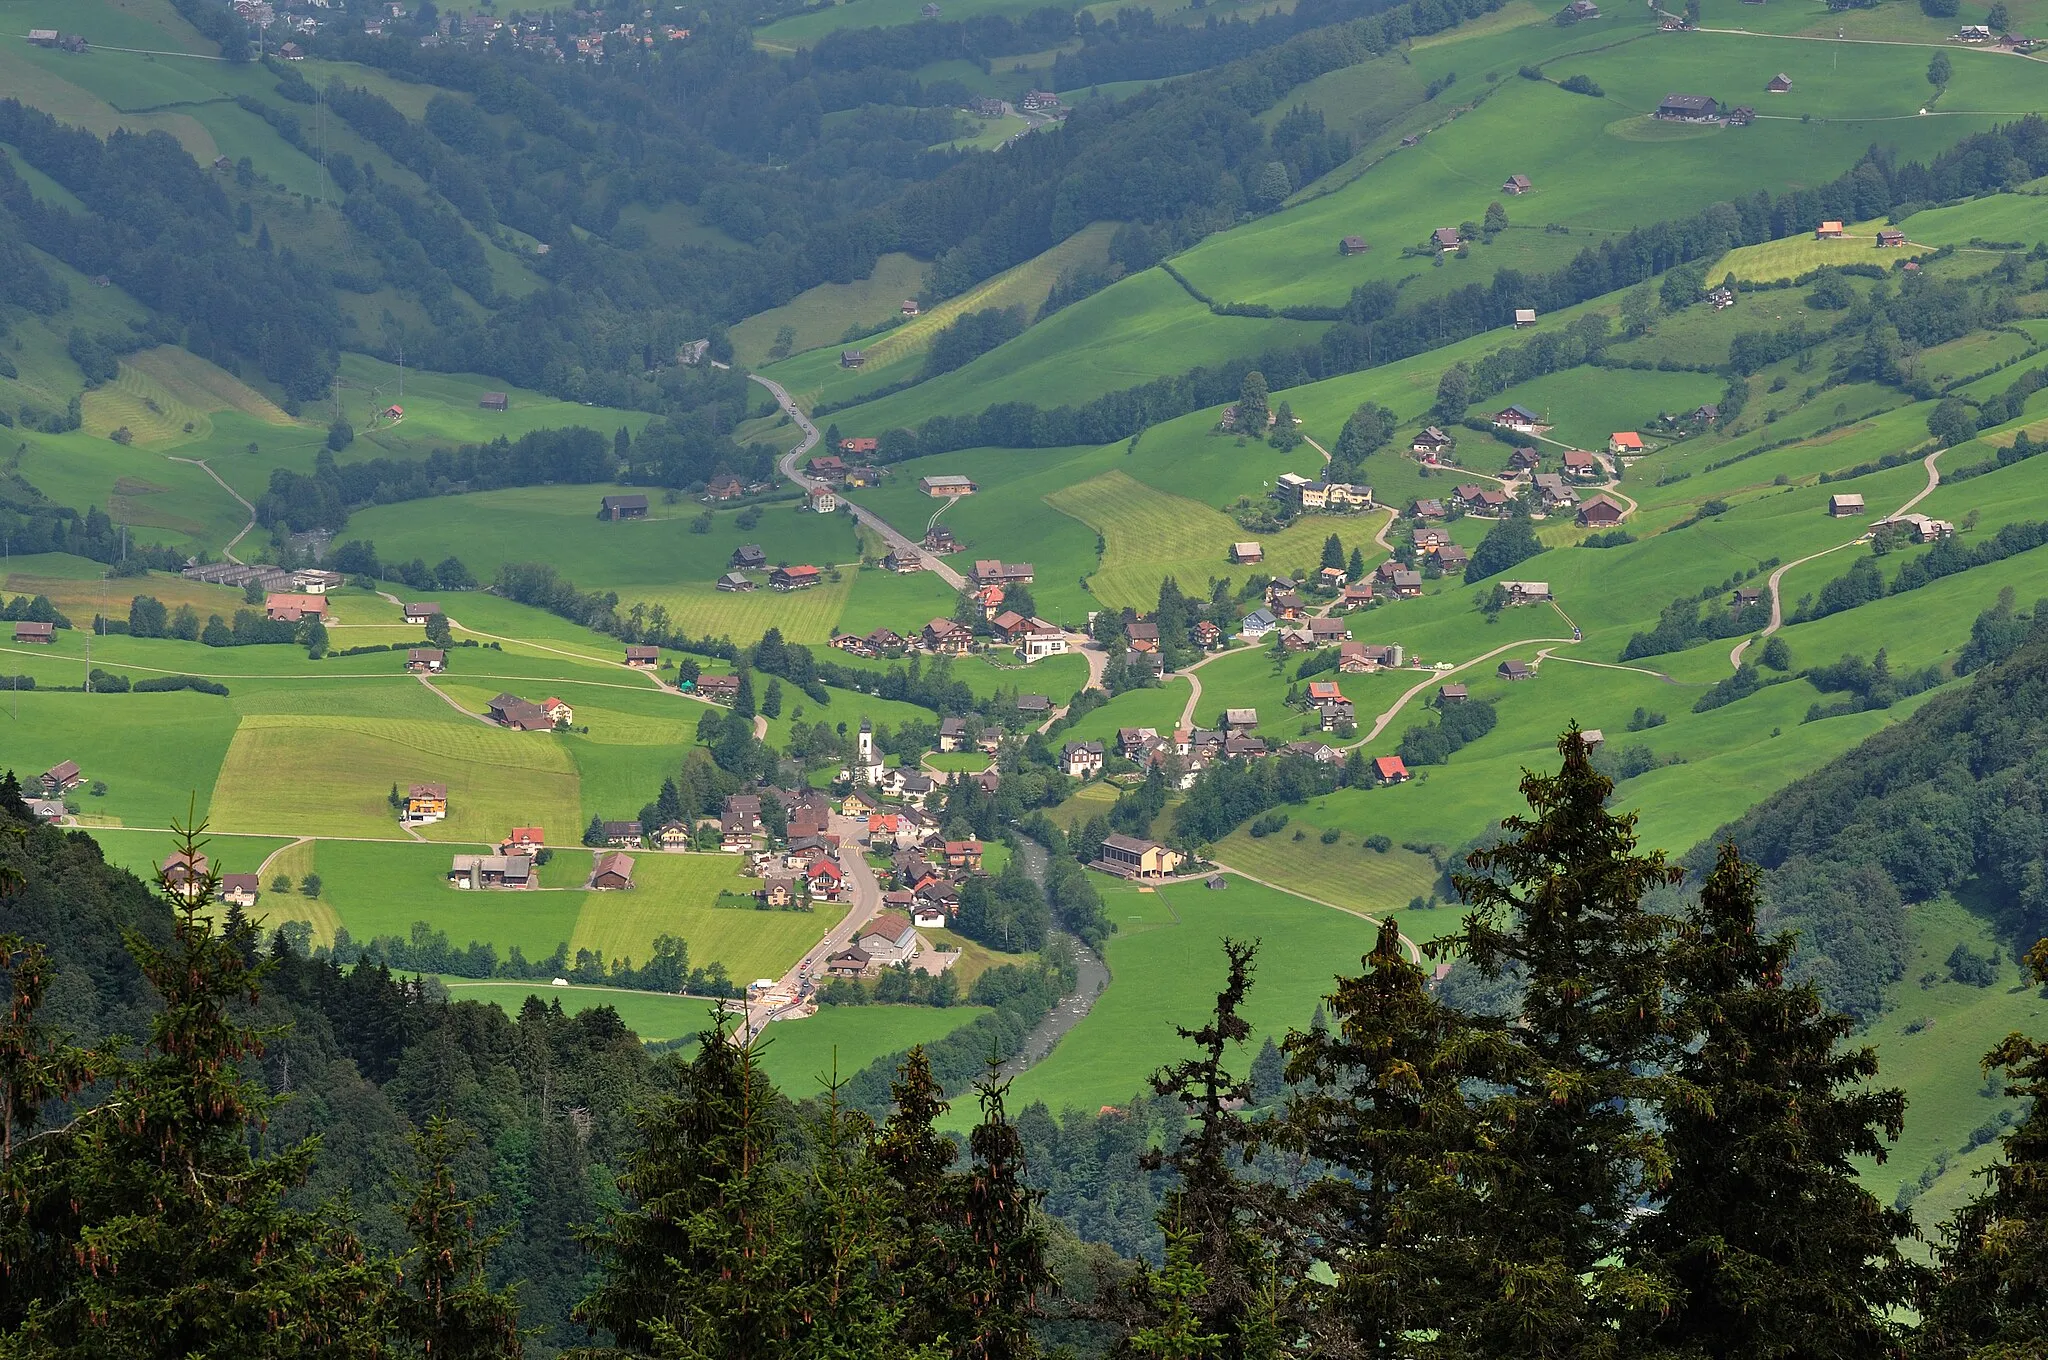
[168,456,256,564]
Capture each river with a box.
[1000,837,1111,1080]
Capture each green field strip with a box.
[565,851,845,981]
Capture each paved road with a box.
[752,373,969,591]
[747,811,889,1038]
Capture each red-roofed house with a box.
[1607,431,1643,454]
[1374,755,1410,784]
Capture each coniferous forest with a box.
[3,656,2046,1356]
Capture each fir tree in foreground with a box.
[390,1115,528,1359]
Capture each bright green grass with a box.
[1478,367,1728,455]
[330,354,655,468]
[730,253,929,366]
[1852,895,2048,1225]
[341,485,858,599]
[1045,469,1271,610]
[1058,678,1193,745]
[302,837,590,956]
[0,687,241,827]
[752,1004,994,1096]
[985,876,1379,1121]
[206,712,584,843]
[1210,826,1443,927]
[1716,217,1937,281]
[1898,189,2048,251]
[566,852,844,980]
[85,827,295,889]
[835,565,961,639]
[437,977,727,1043]
[822,647,1092,707]
[925,751,992,772]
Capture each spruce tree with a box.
[1434,727,1686,1352]
[1628,842,1921,1359]
[873,1047,967,1347]
[1320,535,1345,571]
[1918,936,2048,1357]
[959,1056,1051,1360]
[389,1115,526,1358]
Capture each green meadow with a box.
[752,1004,995,1096]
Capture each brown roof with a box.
[593,852,635,880]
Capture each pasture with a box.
[752,1004,995,1096]
[565,852,848,982]
[729,253,930,366]
[437,978,723,1043]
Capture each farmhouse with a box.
[161,850,209,898]
[771,565,822,591]
[1498,659,1534,681]
[1877,228,1907,248]
[922,618,973,655]
[624,645,660,668]
[806,485,840,513]
[591,853,635,890]
[1533,473,1578,509]
[1815,221,1846,239]
[39,761,82,795]
[1563,449,1600,479]
[1502,174,1532,194]
[1608,432,1643,456]
[882,547,924,573]
[220,874,261,907]
[716,572,756,592]
[1514,308,1538,328]
[727,544,767,572]
[603,821,644,848]
[1018,694,1052,717]
[841,350,866,369]
[265,593,328,623]
[1094,834,1184,880]
[1709,286,1737,309]
[972,559,1035,586]
[1656,93,1720,121]
[1766,73,1793,93]
[1340,235,1371,255]
[601,493,649,520]
[1502,580,1552,604]
[405,783,449,823]
[808,454,847,482]
[1493,404,1543,432]
[1374,755,1410,785]
[1411,498,1446,519]
[1063,740,1105,778]
[695,674,741,703]
[1231,541,1264,564]
[1412,428,1455,458]
[1340,582,1376,610]
[13,621,54,644]
[447,855,535,890]
[1506,448,1540,474]
[1432,227,1464,251]
[919,474,978,497]
[1828,493,1865,517]
[407,648,446,673]
[1577,495,1626,527]
[501,827,545,855]
[1959,23,1992,40]
[1390,570,1423,598]
[403,602,441,624]
[705,475,743,501]
[938,717,972,752]
[487,693,554,731]
[1438,683,1468,704]
[1438,543,1471,570]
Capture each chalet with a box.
[479,391,508,411]
[1017,694,1052,717]
[1126,620,1160,652]
[1231,541,1264,564]
[913,901,949,930]
[266,593,328,623]
[938,717,972,752]
[1577,495,1626,527]
[1374,755,1410,785]
[1416,524,1449,552]
[1340,235,1371,255]
[625,645,660,668]
[407,648,446,673]
[1514,308,1538,328]
[1271,591,1306,621]
[538,697,573,729]
[730,544,767,571]
[695,674,742,703]
[161,850,208,898]
[919,474,978,497]
[806,858,845,901]
[826,945,871,979]
[1492,404,1543,432]
[487,694,553,731]
[1390,570,1423,598]
[1412,498,1446,519]
[1432,227,1464,252]
[1095,834,1184,880]
[591,853,636,890]
[13,621,54,644]
[603,821,644,848]
[1118,726,1161,759]
[903,294,923,314]
[1340,581,1377,611]
[839,437,880,458]
[806,485,840,513]
[39,760,83,795]
[1959,23,1993,40]
[403,602,441,623]
[1533,473,1578,509]
[1880,513,1954,543]
[1815,220,1846,239]
[883,547,923,573]
[1502,174,1533,195]
[716,572,756,592]
[759,876,795,908]
[771,565,822,591]
[1063,740,1105,778]
[502,827,546,855]
[705,475,743,501]
[1438,683,1468,704]
[1498,658,1534,681]
[405,783,449,823]
[945,840,984,871]
[972,559,1035,586]
[1828,493,1865,518]
[1877,228,1907,248]
[221,874,261,908]
[1766,73,1793,93]
[1607,432,1643,456]
[922,618,973,656]
[1689,404,1722,425]
[1437,543,1471,570]
[808,454,847,482]
[1656,93,1720,121]
[841,350,866,369]
[1240,608,1278,639]
[278,40,305,60]
[1562,450,1601,480]
[601,494,649,521]
[1223,707,1259,734]
[1502,581,1552,605]
[1412,427,1455,457]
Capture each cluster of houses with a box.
[714,543,826,594]
[155,847,263,907]
[827,564,1069,664]
[486,692,573,731]
[1273,473,1375,513]
[1655,93,1754,126]
[24,760,82,820]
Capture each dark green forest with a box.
[5,639,2048,1355]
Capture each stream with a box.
[1000,837,1111,1080]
